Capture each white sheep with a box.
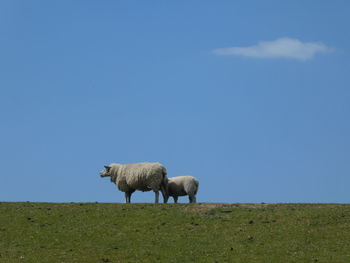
[99,162,168,203]
[165,176,199,203]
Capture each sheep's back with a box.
[121,162,165,191]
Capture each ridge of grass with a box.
[1,202,350,262]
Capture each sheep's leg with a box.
[160,184,168,204]
[154,190,159,204]
[129,190,135,203]
[173,196,178,203]
[128,192,132,203]
[163,195,169,204]
[189,195,196,203]
[125,191,133,203]
[124,192,129,203]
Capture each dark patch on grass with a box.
[220,210,233,213]
[206,209,217,216]
[247,236,254,241]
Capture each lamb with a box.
[99,162,168,203]
[165,176,199,203]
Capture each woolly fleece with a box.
[108,162,167,193]
[167,176,199,197]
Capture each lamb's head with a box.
[99,165,112,178]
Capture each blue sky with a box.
[1,1,349,203]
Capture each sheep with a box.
[99,162,168,203]
[165,176,199,203]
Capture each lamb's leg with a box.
[173,196,178,203]
[154,190,159,203]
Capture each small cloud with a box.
[213,38,333,61]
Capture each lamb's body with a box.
[100,162,168,203]
[166,176,199,203]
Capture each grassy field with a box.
[1,202,350,263]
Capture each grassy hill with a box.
[1,202,350,263]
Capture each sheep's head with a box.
[99,165,112,178]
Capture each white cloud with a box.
[213,38,333,61]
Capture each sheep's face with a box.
[99,165,112,178]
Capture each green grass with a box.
[1,202,350,263]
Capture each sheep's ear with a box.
[104,165,111,170]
